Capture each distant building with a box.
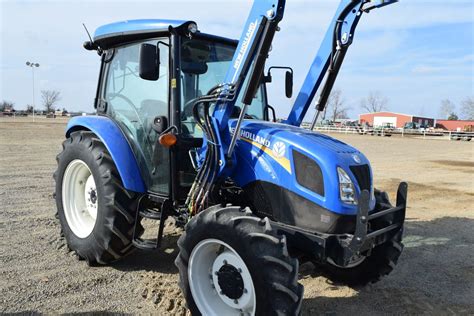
[3,105,14,113]
[359,111,435,128]
[436,120,474,131]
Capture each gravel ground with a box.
[1,118,473,315]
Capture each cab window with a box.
[180,38,266,138]
[103,38,170,194]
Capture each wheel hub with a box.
[216,263,244,300]
[84,174,98,220]
[89,189,97,204]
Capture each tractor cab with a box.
[87,20,275,198]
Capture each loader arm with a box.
[210,0,286,167]
[187,0,286,213]
[284,0,398,127]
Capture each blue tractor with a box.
[54,0,407,314]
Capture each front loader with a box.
[54,0,407,314]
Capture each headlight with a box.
[337,167,357,205]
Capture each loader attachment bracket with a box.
[269,182,407,267]
[336,182,407,266]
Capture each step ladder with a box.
[132,194,172,250]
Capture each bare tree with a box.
[0,100,14,112]
[360,91,388,113]
[26,105,34,113]
[448,112,458,120]
[324,89,349,122]
[439,99,455,119]
[41,90,61,112]
[460,96,474,120]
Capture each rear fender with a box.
[66,116,146,193]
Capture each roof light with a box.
[188,23,198,34]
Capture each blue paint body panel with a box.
[230,120,375,215]
[94,19,190,41]
[66,116,146,193]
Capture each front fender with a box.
[66,115,146,193]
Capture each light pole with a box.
[26,61,40,121]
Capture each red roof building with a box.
[435,120,474,131]
[359,112,435,128]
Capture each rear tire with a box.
[175,205,303,315]
[317,189,404,286]
[54,131,142,265]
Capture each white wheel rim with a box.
[62,159,98,238]
[188,239,256,316]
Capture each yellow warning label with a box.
[171,78,177,88]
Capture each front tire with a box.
[54,131,142,265]
[175,206,303,315]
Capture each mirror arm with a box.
[267,66,294,76]
[265,104,277,122]
[157,41,170,48]
[265,66,294,98]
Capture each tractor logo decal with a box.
[233,18,259,72]
[352,154,361,164]
[237,130,291,174]
[272,142,286,158]
[240,130,271,147]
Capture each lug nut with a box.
[234,299,239,304]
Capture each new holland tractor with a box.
[54,0,407,314]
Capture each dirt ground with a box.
[1,118,473,315]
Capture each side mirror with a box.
[265,66,294,99]
[139,43,160,81]
[285,70,293,98]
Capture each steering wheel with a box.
[182,98,200,119]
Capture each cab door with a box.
[101,38,171,195]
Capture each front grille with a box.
[293,150,325,196]
[350,164,371,191]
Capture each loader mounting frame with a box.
[270,182,407,267]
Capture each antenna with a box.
[82,23,93,43]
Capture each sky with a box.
[1,0,473,121]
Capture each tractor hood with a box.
[230,120,375,220]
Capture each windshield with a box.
[180,37,266,137]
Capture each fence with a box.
[305,125,474,141]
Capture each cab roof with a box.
[93,19,194,49]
